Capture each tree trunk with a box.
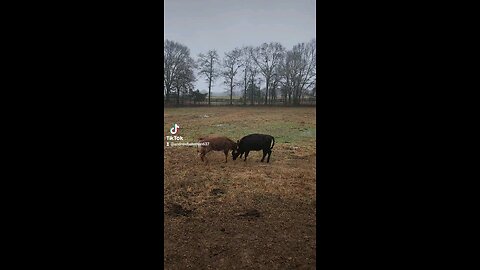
[166,85,170,102]
[230,80,233,105]
[264,79,269,105]
[208,77,212,105]
[208,56,213,106]
[269,86,272,104]
[270,84,276,104]
[292,87,297,105]
[177,87,180,105]
[296,88,301,105]
[251,82,254,105]
[244,70,247,105]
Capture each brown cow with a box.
[197,136,238,164]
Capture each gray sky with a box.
[164,0,316,95]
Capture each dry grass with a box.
[164,107,316,269]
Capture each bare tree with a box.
[222,48,243,105]
[278,51,295,104]
[237,46,254,105]
[251,42,285,105]
[197,50,220,105]
[269,65,282,104]
[164,40,196,103]
[278,39,316,105]
[248,66,260,105]
[292,39,316,104]
[172,59,196,104]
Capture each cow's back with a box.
[199,136,234,151]
[239,134,273,151]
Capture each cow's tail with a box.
[270,136,275,149]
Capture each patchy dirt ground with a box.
[164,107,316,269]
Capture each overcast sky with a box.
[164,0,316,94]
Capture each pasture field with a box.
[164,107,316,269]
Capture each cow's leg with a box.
[240,153,244,158]
[199,147,206,162]
[261,149,267,162]
[224,149,228,163]
[204,152,209,164]
[201,148,210,164]
[267,149,272,163]
[244,151,250,161]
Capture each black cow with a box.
[232,134,275,163]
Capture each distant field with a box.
[164,107,316,269]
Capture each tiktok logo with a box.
[170,123,180,134]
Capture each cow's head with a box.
[232,140,240,160]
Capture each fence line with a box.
[164,97,316,106]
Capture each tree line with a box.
[164,39,316,105]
